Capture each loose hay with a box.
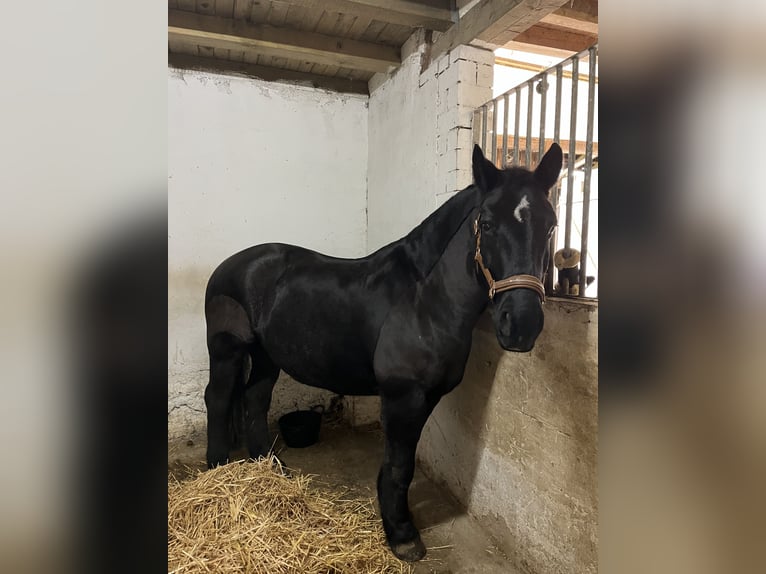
[168,457,412,574]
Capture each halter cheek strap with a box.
[473,214,546,302]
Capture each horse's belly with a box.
[262,334,378,396]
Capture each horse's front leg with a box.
[378,386,438,562]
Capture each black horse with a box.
[203,143,562,561]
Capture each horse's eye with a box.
[481,222,492,231]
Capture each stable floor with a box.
[170,422,520,574]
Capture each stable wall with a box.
[367,34,494,251]
[418,303,598,574]
[168,69,368,446]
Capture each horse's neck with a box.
[400,186,483,279]
[418,210,489,332]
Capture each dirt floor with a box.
[169,421,520,574]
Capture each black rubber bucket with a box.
[278,405,323,448]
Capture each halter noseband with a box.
[473,214,546,303]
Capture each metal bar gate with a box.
[473,45,598,299]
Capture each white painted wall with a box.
[168,69,369,445]
[367,36,494,251]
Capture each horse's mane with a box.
[400,184,483,280]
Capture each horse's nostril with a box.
[499,311,512,337]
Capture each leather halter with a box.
[473,214,546,303]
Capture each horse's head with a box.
[472,143,562,352]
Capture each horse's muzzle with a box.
[492,290,544,352]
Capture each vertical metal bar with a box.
[472,109,482,145]
[564,57,579,253]
[513,88,520,165]
[491,99,498,165]
[481,104,488,152]
[501,93,509,168]
[525,80,533,167]
[547,65,564,294]
[538,73,547,160]
[578,47,597,296]
[537,72,552,293]
[554,66,563,146]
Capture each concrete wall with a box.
[418,303,598,574]
[367,34,494,251]
[168,69,369,445]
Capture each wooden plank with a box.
[330,12,357,37]
[323,64,340,77]
[168,36,190,54]
[313,11,333,35]
[502,40,575,58]
[495,55,598,83]
[177,0,196,12]
[431,0,570,60]
[215,0,235,18]
[198,45,216,58]
[284,4,306,28]
[249,0,270,23]
[539,13,597,35]
[336,66,354,78]
[360,19,387,42]
[232,0,252,20]
[229,49,245,61]
[267,1,290,26]
[511,23,596,53]
[277,0,454,31]
[271,55,289,69]
[169,9,400,72]
[346,14,373,40]
[553,0,597,24]
[297,60,314,72]
[196,0,216,15]
[310,63,327,75]
[169,52,370,93]
[282,57,302,71]
[495,134,597,158]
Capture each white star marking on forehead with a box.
[513,195,530,223]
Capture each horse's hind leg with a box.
[243,342,279,459]
[205,332,247,468]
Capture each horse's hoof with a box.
[391,537,427,562]
[207,456,229,469]
[271,455,291,477]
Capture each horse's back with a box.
[204,243,392,394]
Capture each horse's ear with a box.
[472,144,500,192]
[534,143,563,195]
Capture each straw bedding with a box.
[168,457,412,574]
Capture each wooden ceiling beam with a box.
[512,23,596,53]
[539,13,598,35]
[552,0,597,24]
[168,53,369,95]
[540,0,598,34]
[168,9,400,73]
[277,0,456,32]
[501,40,577,58]
[430,0,571,60]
